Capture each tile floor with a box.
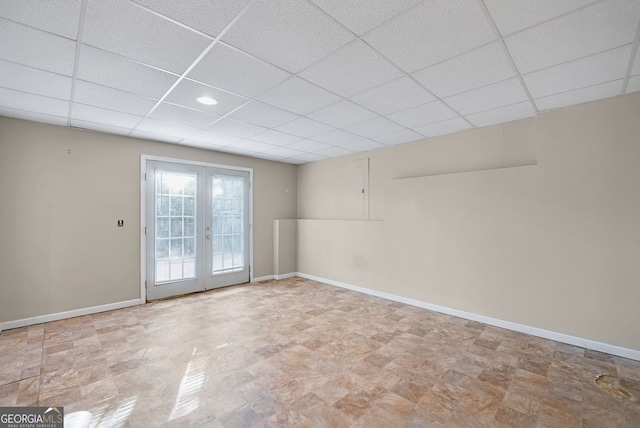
[0,277,639,427]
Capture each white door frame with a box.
[140,155,254,302]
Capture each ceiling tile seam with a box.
[80,44,182,77]
[215,40,295,77]
[465,99,534,118]
[404,39,499,79]
[126,0,215,41]
[73,79,160,103]
[0,105,66,121]
[477,0,539,114]
[534,78,626,106]
[0,16,78,42]
[0,58,76,80]
[128,0,259,138]
[620,18,640,94]
[521,43,636,76]
[0,85,72,103]
[490,0,607,39]
[66,0,90,128]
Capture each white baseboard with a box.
[296,272,640,362]
[274,272,297,280]
[0,299,143,332]
[252,275,274,282]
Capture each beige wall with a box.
[297,93,640,350]
[273,219,297,276]
[0,118,297,323]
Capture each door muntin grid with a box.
[211,174,245,275]
[155,170,197,283]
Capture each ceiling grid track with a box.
[128,0,258,136]
[476,0,539,114]
[621,18,640,94]
[66,0,90,127]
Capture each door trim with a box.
[140,155,254,302]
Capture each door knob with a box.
[206,234,211,239]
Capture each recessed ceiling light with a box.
[196,96,218,106]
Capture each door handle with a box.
[206,234,211,239]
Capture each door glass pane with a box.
[211,175,245,274]
[155,170,197,283]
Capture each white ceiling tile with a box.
[257,77,342,115]
[72,103,142,129]
[523,46,631,99]
[188,43,290,98]
[75,80,156,116]
[308,100,377,128]
[0,0,82,39]
[363,0,495,73]
[342,139,385,152]
[84,0,211,74]
[0,107,68,126]
[253,152,286,161]
[206,118,266,138]
[180,140,228,151]
[0,60,72,100]
[631,48,640,75]
[413,117,473,138]
[465,101,536,128]
[131,0,251,38]
[484,0,598,36]
[444,78,529,115]
[313,129,363,145]
[412,42,515,98]
[184,129,243,146]
[345,116,404,138]
[275,117,335,138]
[285,158,306,164]
[299,40,403,98]
[309,0,422,36]
[222,0,354,73]
[227,101,299,128]
[0,87,69,117]
[627,76,640,94]
[130,129,182,143]
[135,118,199,139]
[313,146,353,157]
[229,139,279,153]
[387,101,457,128]
[149,102,219,128]
[165,79,248,116]
[251,129,302,146]
[216,145,260,157]
[0,19,76,76]
[77,45,178,98]
[536,80,624,111]
[70,119,132,136]
[285,139,333,152]
[350,76,436,116]
[263,146,305,158]
[290,152,328,163]
[505,0,640,74]
[373,129,424,145]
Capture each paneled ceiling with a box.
[1,0,639,164]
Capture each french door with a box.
[145,160,250,300]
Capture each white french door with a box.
[145,160,250,300]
